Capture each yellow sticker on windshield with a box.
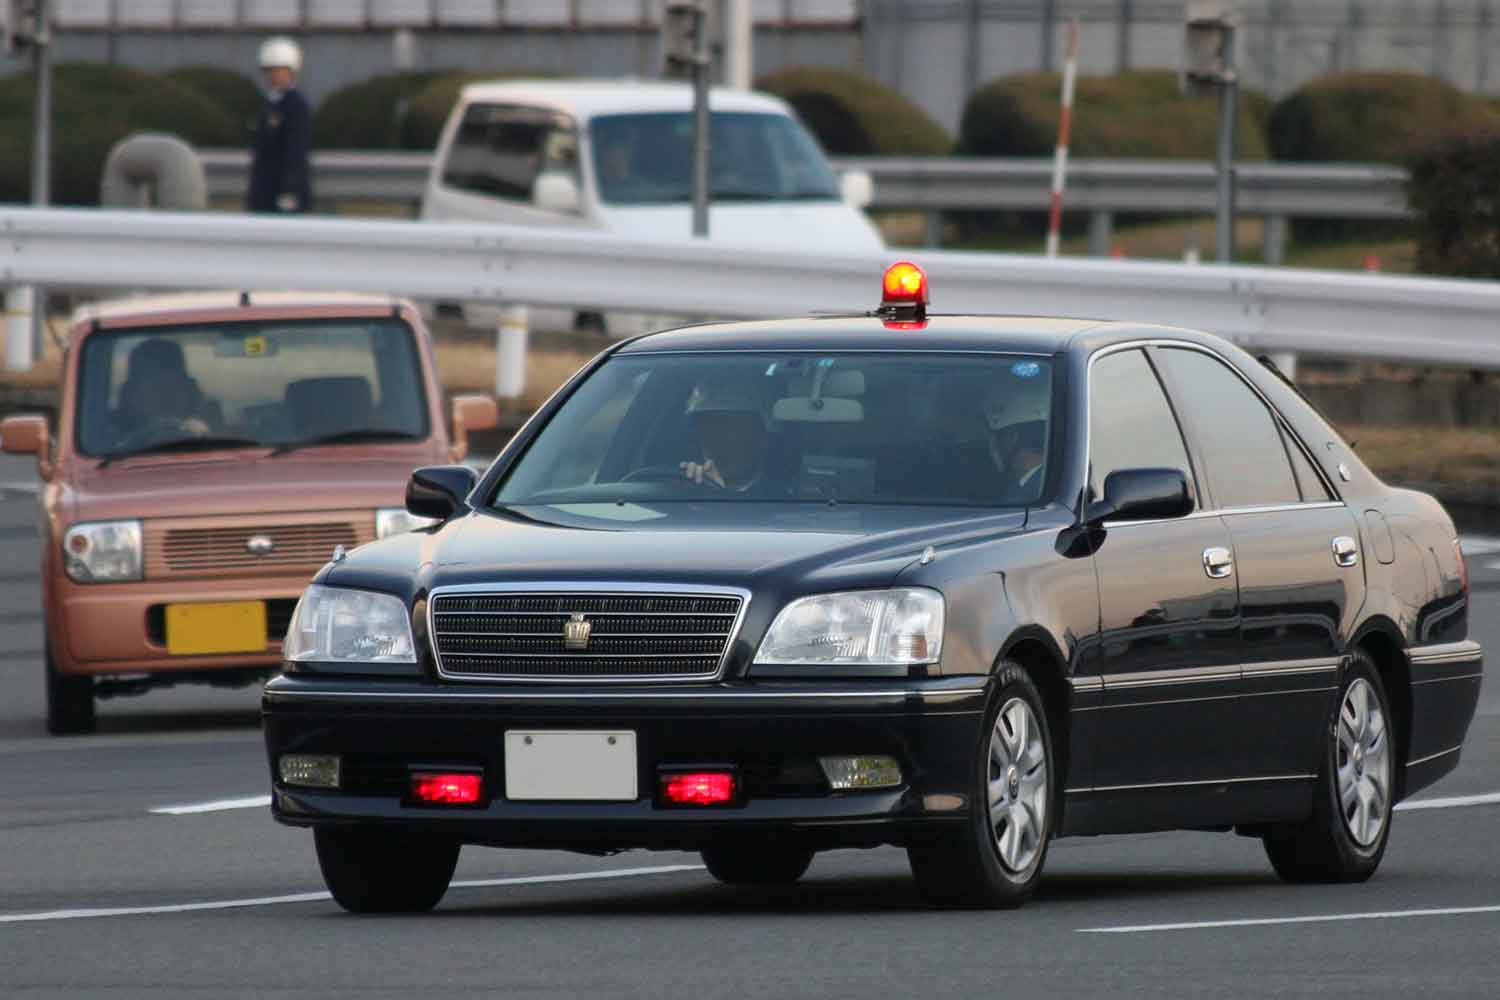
[243,335,267,358]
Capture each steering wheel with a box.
[617,463,710,486]
[111,415,208,453]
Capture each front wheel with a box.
[314,828,460,913]
[701,844,815,885]
[1263,650,1394,883]
[46,650,96,735]
[908,661,1055,908]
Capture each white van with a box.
[421,79,883,333]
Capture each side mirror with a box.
[1086,468,1193,525]
[533,172,582,215]
[0,414,52,480]
[449,393,499,463]
[406,465,479,522]
[839,169,873,209]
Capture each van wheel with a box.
[907,661,1054,908]
[314,828,460,913]
[46,649,96,735]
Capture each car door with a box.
[1153,345,1360,786]
[428,102,581,227]
[1085,347,1243,794]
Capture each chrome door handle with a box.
[1332,536,1360,568]
[1203,546,1234,579]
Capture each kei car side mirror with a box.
[0,414,53,480]
[407,465,478,522]
[1085,467,1193,525]
[450,393,499,462]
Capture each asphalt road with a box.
[3,451,1500,999]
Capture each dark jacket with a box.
[247,88,313,213]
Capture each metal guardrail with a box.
[0,206,1493,370]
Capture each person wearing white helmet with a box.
[980,373,1050,498]
[247,36,313,214]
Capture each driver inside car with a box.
[679,379,772,492]
[111,338,217,446]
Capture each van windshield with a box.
[589,112,841,205]
[74,319,430,460]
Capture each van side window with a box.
[442,104,579,201]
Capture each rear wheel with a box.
[701,844,815,885]
[908,661,1054,908]
[46,649,96,736]
[314,828,460,913]
[1263,650,1394,883]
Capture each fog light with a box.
[660,771,736,806]
[280,754,340,789]
[409,772,483,805]
[819,755,902,790]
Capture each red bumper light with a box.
[661,771,736,806]
[409,772,483,805]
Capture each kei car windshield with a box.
[589,112,841,205]
[493,352,1055,509]
[74,318,430,458]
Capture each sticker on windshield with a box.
[243,335,268,358]
[1011,360,1042,378]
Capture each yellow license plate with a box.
[165,601,267,656]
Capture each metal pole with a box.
[691,6,710,238]
[29,0,50,365]
[965,0,981,101]
[1118,0,1134,73]
[723,0,751,90]
[1040,0,1057,72]
[1215,22,1237,264]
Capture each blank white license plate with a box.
[504,730,638,801]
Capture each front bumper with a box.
[262,675,990,852]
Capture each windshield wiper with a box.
[97,436,267,468]
[270,429,423,457]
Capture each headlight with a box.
[753,588,944,671]
[376,507,439,539]
[62,520,142,583]
[283,585,416,663]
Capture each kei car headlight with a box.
[375,507,439,539]
[283,585,416,663]
[753,588,944,669]
[62,520,143,583]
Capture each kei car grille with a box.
[429,591,745,682]
[147,516,366,578]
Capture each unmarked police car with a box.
[263,264,1482,912]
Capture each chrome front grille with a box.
[429,589,747,682]
[161,522,359,573]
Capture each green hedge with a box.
[1410,130,1500,277]
[313,70,447,149]
[1269,72,1498,163]
[958,69,1269,160]
[398,71,553,150]
[0,63,241,205]
[754,67,951,156]
[164,66,262,132]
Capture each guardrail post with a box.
[495,304,529,400]
[1088,210,1114,256]
[1262,214,1287,266]
[1266,351,1297,380]
[5,286,34,373]
[925,211,943,248]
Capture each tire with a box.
[1263,650,1394,884]
[314,828,461,914]
[46,649,96,736]
[908,661,1055,908]
[701,843,815,885]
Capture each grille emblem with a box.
[245,534,276,556]
[563,612,592,650]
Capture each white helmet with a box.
[982,371,1050,434]
[259,36,302,73]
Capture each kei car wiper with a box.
[97,436,267,468]
[269,429,423,457]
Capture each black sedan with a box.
[263,267,1481,912]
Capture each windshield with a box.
[589,112,841,205]
[493,351,1055,510]
[75,318,430,459]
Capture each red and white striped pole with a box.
[1045,18,1081,257]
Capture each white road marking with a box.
[1396,791,1500,811]
[0,479,39,495]
[149,795,271,815]
[1078,903,1500,934]
[0,864,705,925]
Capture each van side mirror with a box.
[450,393,499,462]
[407,465,478,522]
[1085,468,1193,526]
[0,414,53,480]
[839,169,873,209]
[534,173,582,214]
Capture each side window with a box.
[1154,347,1300,508]
[1284,429,1335,502]
[442,104,578,201]
[1089,349,1196,503]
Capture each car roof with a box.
[456,79,792,119]
[70,290,408,331]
